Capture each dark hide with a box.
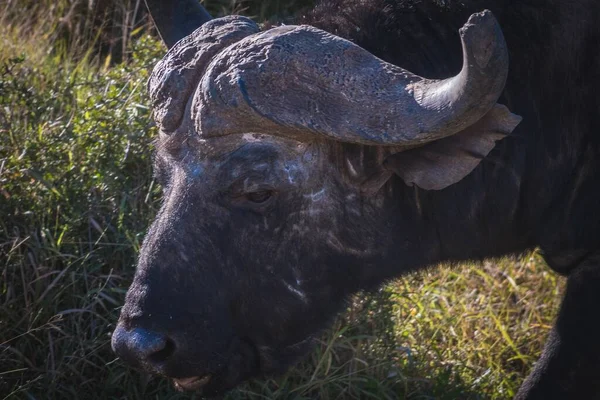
[113,0,600,398]
[302,1,600,398]
[301,0,600,267]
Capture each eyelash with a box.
[227,185,277,210]
[244,190,274,204]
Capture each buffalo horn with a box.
[144,0,212,48]
[196,10,509,146]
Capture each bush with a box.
[0,34,165,398]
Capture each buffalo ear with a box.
[383,104,521,190]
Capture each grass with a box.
[0,2,565,399]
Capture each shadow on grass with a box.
[224,288,489,400]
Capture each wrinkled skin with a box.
[117,131,424,394]
[113,0,600,398]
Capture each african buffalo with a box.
[111,0,600,398]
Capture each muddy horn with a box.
[144,0,212,48]
[195,10,509,146]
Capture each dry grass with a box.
[0,2,565,399]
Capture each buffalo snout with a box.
[111,325,175,373]
[111,318,249,394]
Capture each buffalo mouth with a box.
[167,336,315,396]
[170,365,244,396]
[173,375,212,392]
[168,336,262,396]
[171,371,241,397]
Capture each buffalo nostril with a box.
[112,325,176,369]
[148,337,176,364]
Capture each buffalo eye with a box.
[245,190,274,204]
[227,185,277,211]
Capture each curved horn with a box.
[149,16,260,132]
[195,10,509,146]
[144,0,212,48]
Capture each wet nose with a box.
[111,324,176,370]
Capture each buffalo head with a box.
[112,0,520,395]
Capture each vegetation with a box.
[0,1,564,399]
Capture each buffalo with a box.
[111,0,600,398]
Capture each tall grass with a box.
[0,0,314,65]
[0,2,564,399]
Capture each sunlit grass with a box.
[0,2,564,399]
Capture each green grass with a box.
[0,2,564,399]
